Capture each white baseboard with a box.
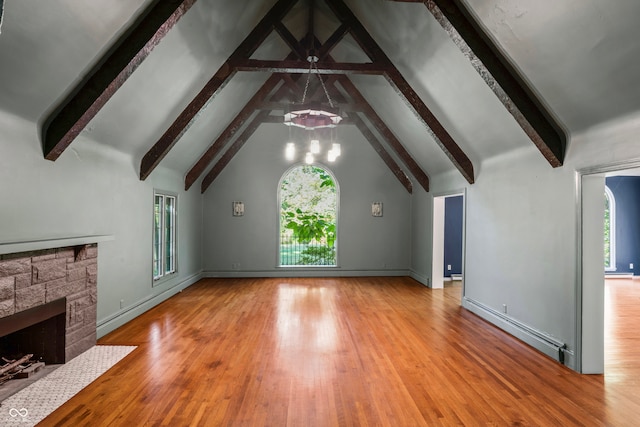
[203,269,409,278]
[97,272,203,338]
[409,270,430,287]
[462,296,575,370]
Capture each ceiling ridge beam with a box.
[139,0,299,180]
[42,0,199,161]
[201,111,270,193]
[390,0,566,167]
[336,76,430,192]
[324,0,474,184]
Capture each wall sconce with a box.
[372,202,383,217]
[232,201,244,217]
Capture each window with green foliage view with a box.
[279,165,337,266]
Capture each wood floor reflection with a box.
[41,277,638,426]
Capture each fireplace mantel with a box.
[0,235,114,256]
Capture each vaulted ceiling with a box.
[2,0,640,193]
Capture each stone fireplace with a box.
[0,244,98,363]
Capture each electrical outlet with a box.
[232,262,240,270]
[630,263,634,269]
[447,264,452,271]
[120,299,124,309]
[502,304,507,314]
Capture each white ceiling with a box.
[1,0,639,183]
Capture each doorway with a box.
[579,161,640,373]
[432,192,465,292]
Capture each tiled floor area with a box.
[0,345,136,426]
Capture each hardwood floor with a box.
[40,277,639,426]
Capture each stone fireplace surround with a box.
[0,243,99,362]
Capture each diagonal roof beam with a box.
[318,24,350,60]
[324,0,474,184]
[201,111,270,193]
[42,0,198,161]
[335,76,430,192]
[184,42,312,191]
[274,22,307,60]
[139,0,299,180]
[387,0,565,167]
[350,114,413,194]
[183,74,284,191]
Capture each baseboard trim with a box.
[97,272,203,338]
[409,270,430,287]
[462,296,575,370]
[203,269,409,278]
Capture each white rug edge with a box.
[0,345,136,426]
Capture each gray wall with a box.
[202,123,412,276]
[410,111,640,372]
[0,111,203,337]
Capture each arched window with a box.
[279,165,338,266]
[604,186,616,271]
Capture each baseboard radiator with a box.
[463,297,569,364]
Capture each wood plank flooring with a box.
[40,277,639,426]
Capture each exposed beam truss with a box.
[139,0,299,180]
[44,0,475,190]
[324,0,474,184]
[42,0,198,161]
[387,0,566,167]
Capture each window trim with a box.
[604,185,616,272]
[153,190,178,284]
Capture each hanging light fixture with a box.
[283,0,342,162]
[283,55,342,132]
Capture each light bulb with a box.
[285,142,295,161]
[327,150,337,162]
[305,152,314,164]
[310,139,320,154]
[332,143,341,156]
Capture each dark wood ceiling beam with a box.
[229,58,386,75]
[335,77,430,192]
[324,0,474,184]
[318,24,350,60]
[42,0,199,161]
[281,74,305,100]
[140,0,299,180]
[350,114,413,193]
[385,68,474,184]
[183,74,284,190]
[387,0,565,167]
[201,111,270,193]
[274,22,307,60]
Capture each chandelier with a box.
[284,53,342,163]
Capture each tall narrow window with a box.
[153,192,177,281]
[279,165,338,266]
[604,186,616,271]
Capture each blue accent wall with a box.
[444,195,463,277]
[605,176,640,275]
